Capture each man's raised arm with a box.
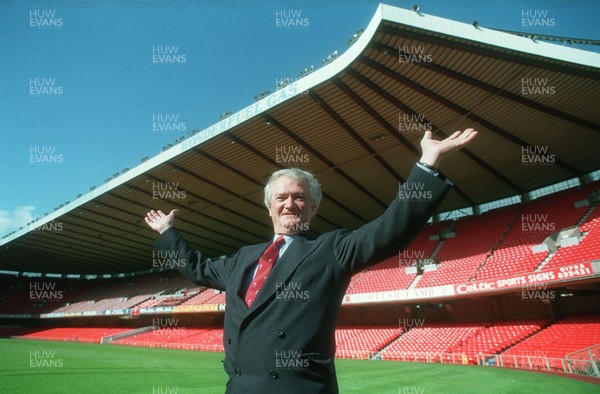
[334,128,478,273]
[145,208,230,291]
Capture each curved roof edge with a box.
[3,3,599,246]
[378,4,600,68]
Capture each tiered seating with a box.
[335,325,401,359]
[450,319,548,363]
[173,327,223,351]
[135,289,199,309]
[0,278,96,314]
[17,327,131,343]
[335,327,365,355]
[7,316,599,370]
[417,207,518,288]
[503,314,600,360]
[113,327,204,347]
[346,221,447,294]
[345,256,415,294]
[113,327,224,351]
[180,289,223,305]
[51,273,175,314]
[544,206,600,269]
[381,321,484,361]
[476,187,592,280]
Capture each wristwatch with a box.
[418,161,438,172]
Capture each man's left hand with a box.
[420,128,478,168]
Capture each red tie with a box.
[245,236,285,307]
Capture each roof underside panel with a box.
[2,5,599,274]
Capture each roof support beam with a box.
[346,67,477,204]
[359,56,583,177]
[308,90,406,185]
[372,42,600,133]
[332,77,421,159]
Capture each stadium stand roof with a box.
[2,4,599,274]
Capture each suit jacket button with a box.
[275,329,285,338]
[269,370,279,379]
[226,338,231,345]
[235,368,242,376]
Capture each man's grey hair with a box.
[264,168,322,209]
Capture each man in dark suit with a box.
[145,129,477,393]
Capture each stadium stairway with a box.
[100,326,154,344]
[473,186,595,281]
[541,204,600,270]
[418,206,520,288]
[111,327,225,352]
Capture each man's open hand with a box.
[145,209,179,234]
[420,128,478,168]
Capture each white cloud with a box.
[0,206,36,236]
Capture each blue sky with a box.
[1,0,599,237]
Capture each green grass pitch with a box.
[1,338,597,393]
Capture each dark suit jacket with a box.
[154,165,450,393]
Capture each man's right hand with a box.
[145,209,179,234]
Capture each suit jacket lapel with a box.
[232,242,269,309]
[246,236,314,314]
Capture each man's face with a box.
[268,176,317,235]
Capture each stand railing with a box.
[566,343,600,377]
[477,353,600,378]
